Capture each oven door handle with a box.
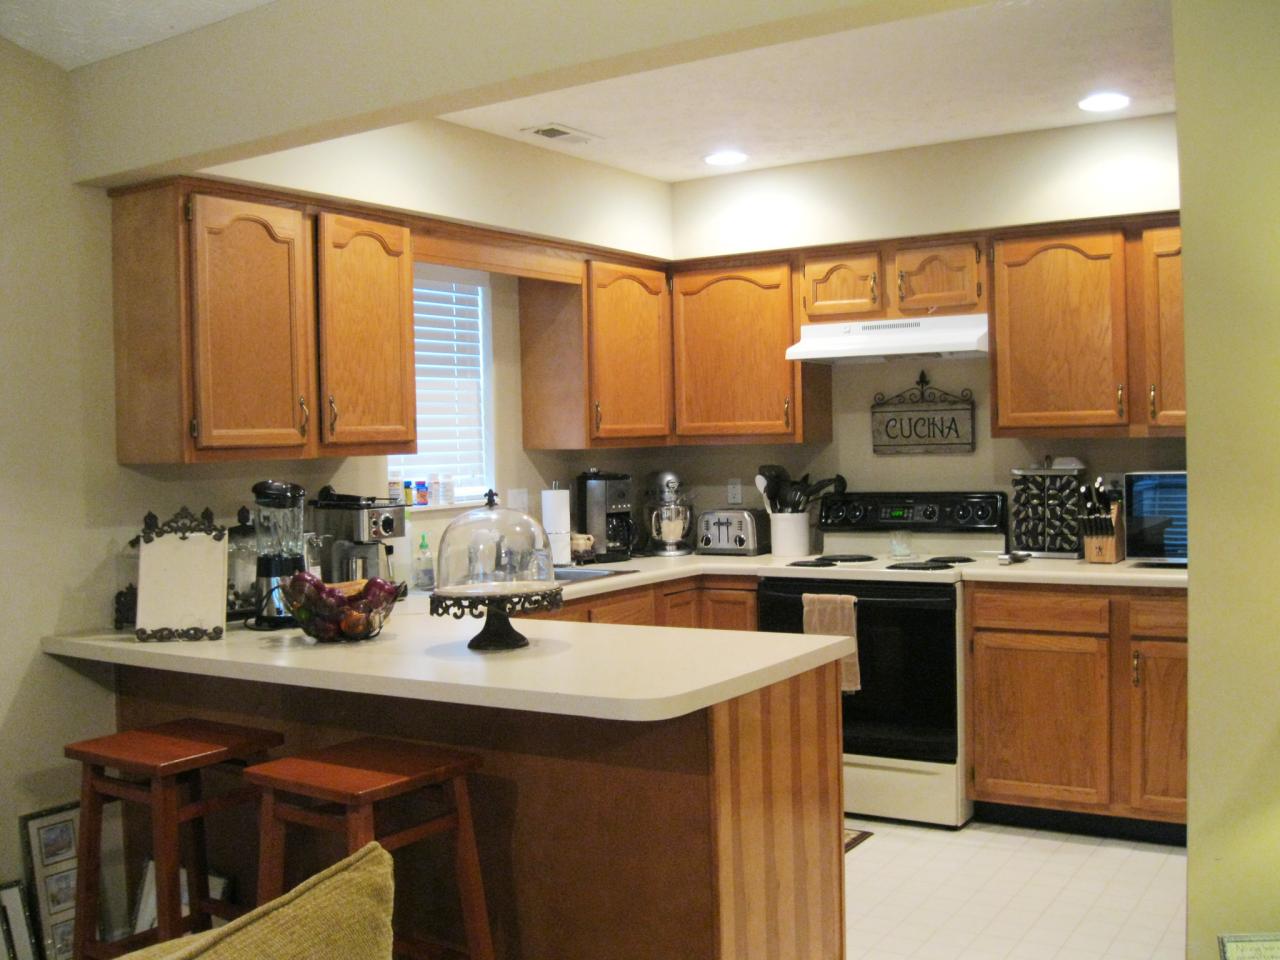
[759,591,955,612]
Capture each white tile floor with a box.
[844,817,1186,960]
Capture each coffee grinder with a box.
[251,480,307,627]
[574,469,634,562]
[308,486,406,582]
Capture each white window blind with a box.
[388,264,494,501]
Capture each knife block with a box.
[1083,504,1126,564]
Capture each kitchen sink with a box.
[553,567,637,583]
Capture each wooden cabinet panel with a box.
[700,589,757,631]
[895,242,981,311]
[317,213,416,445]
[656,586,701,628]
[971,630,1111,809]
[189,195,312,451]
[587,588,657,626]
[588,262,672,440]
[1141,227,1186,428]
[673,264,795,437]
[993,232,1129,429]
[802,251,882,318]
[1127,639,1187,818]
[971,588,1109,635]
[1129,596,1188,638]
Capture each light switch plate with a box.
[727,478,742,505]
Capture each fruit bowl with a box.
[280,572,402,642]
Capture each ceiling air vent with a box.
[521,123,600,145]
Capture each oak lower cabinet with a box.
[656,579,702,627]
[537,576,759,630]
[587,587,658,625]
[967,584,1187,823]
[700,579,758,631]
[112,179,417,464]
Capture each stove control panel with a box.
[818,491,1006,532]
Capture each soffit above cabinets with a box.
[441,0,1173,182]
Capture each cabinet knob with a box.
[1116,383,1125,419]
[1149,384,1157,421]
[299,396,310,437]
[783,397,792,429]
[869,271,878,305]
[328,394,339,434]
[897,270,906,302]
[594,401,602,433]
[1131,650,1142,687]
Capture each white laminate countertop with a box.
[41,613,855,723]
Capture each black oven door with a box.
[758,578,957,764]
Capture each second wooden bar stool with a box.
[65,718,283,960]
[244,736,494,960]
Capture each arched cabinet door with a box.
[894,242,981,311]
[802,251,883,318]
[1142,226,1186,428]
[673,264,796,437]
[993,232,1129,429]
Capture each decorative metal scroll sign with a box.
[871,370,975,455]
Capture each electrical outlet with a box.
[727,478,743,505]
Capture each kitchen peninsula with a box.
[43,613,853,960]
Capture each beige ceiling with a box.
[0,0,278,69]
[442,0,1174,182]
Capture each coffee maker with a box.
[252,480,307,627]
[645,470,694,556]
[574,469,634,562]
[308,486,407,582]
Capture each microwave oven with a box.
[1124,471,1187,564]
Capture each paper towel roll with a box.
[549,532,571,566]
[542,489,571,534]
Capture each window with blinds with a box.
[388,264,494,502]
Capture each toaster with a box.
[694,509,770,555]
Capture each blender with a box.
[645,470,694,556]
[251,479,307,627]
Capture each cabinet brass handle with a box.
[594,401,602,433]
[299,396,310,437]
[1149,384,1157,421]
[869,271,878,305]
[897,270,906,302]
[1131,650,1142,687]
[1116,383,1125,418]
[328,394,338,434]
[784,397,792,429]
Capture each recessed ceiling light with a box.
[1078,91,1131,113]
[704,149,748,167]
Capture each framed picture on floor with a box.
[18,802,79,959]
[0,880,39,960]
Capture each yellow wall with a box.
[1174,1,1280,955]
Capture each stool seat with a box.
[65,718,284,777]
[243,736,480,803]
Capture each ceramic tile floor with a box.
[844,817,1186,960]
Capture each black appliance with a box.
[1125,471,1188,564]
[574,469,634,562]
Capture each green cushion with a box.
[122,842,393,960]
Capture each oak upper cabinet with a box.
[802,250,883,319]
[970,590,1112,811]
[894,242,982,311]
[588,262,673,440]
[1140,227,1186,428]
[672,264,797,438]
[317,213,416,446]
[993,231,1129,430]
[1124,597,1188,820]
[189,195,314,452]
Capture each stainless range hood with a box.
[785,313,989,363]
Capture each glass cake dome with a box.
[430,491,561,649]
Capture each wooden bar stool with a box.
[65,718,283,960]
[244,736,494,960]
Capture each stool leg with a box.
[183,772,212,932]
[73,764,104,960]
[448,777,494,960]
[151,775,184,942]
[345,802,377,853]
[257,788,286,905]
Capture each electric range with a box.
[757,490,1007,826]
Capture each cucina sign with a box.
[871,371,975,455]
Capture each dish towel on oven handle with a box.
[802,593,860,692]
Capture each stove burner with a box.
[788,559,835,567]
[886,561,953,571]
[818,554,876,563]
[928,555,975,564]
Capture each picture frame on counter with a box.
[18,802,79,960]
[0,879,39,960]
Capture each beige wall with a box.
[0,37,374,894]
[1174,1,1280,956]
[672,114,1180,258]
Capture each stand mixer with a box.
[645,470,694,556]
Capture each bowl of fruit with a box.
[280,572,403,642]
